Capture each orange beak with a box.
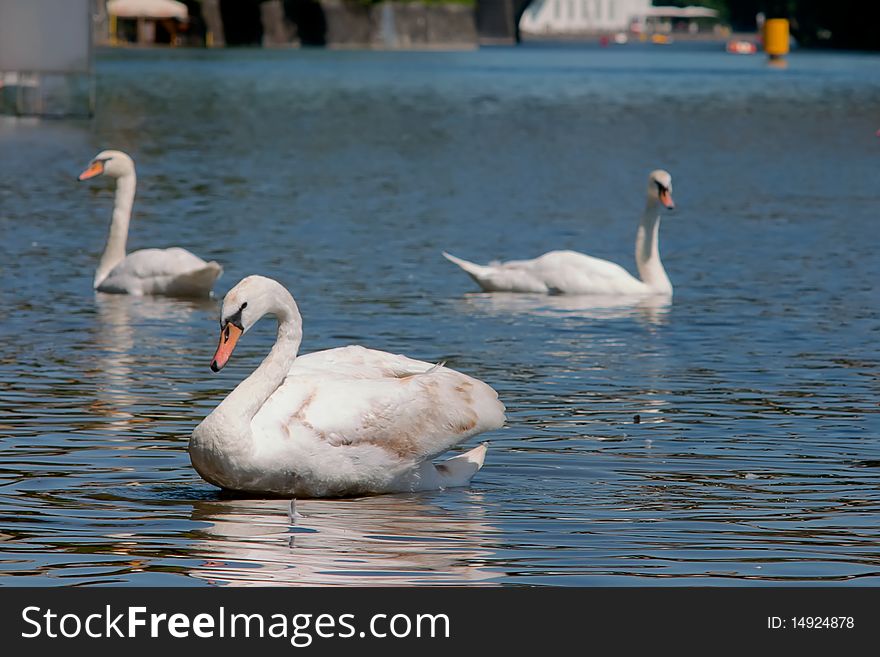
[211,323,243,372]
[659,188,675,210]
[78,161,104,181]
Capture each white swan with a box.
[444,169,676,296]
[189,275,506,497]
[79,150,222,297]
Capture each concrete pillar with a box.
[476,0,519,44]
[201,0,226,47]
[94,0,111,46]
[261,0,296,46]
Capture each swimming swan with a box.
[444,169,676,296]
[189,275,505,497]
[79,150,222,297]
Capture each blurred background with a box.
[4,0,879,118]
[88,0,880,50]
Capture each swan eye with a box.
[221,303,247,331]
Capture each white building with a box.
[642,6,721,34]
[520,0,651,36]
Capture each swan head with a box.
[647,169,674,210]
[78,150,135,181]
[210,275,299,372]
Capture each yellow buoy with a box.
[764,18,790,58]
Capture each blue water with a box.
[1,44,878,585]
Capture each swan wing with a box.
[444,249,644,294]
[98,247,222,296]
[293,345,442,378]
[255,346,506,463]
[526,250,646,295]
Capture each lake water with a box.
[1,44,879,586]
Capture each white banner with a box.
[0,0,92,73]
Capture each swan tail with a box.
[442,251,487,276]
[435,443,488,487]
[442,251,495,287]
[167,262,223,297]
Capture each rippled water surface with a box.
[1,44,879,585]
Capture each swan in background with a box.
[444,169,676,296]
[79,150,222,297]
[189,275,505,497]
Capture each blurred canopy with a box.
[107,0,188,20]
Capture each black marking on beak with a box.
[655,181,674,210]
[221,302,247,331]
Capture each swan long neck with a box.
[213,303,302,433]
[95,172,136,287]
[635,199,672,294]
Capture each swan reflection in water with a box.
[455,292,672,326]
[187,493,500,586]
[88,293,218,431]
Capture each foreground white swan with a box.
[189,275,505,497]
[79,150,222,297]
[444,169,676,296]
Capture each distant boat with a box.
[726,39,757,54]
